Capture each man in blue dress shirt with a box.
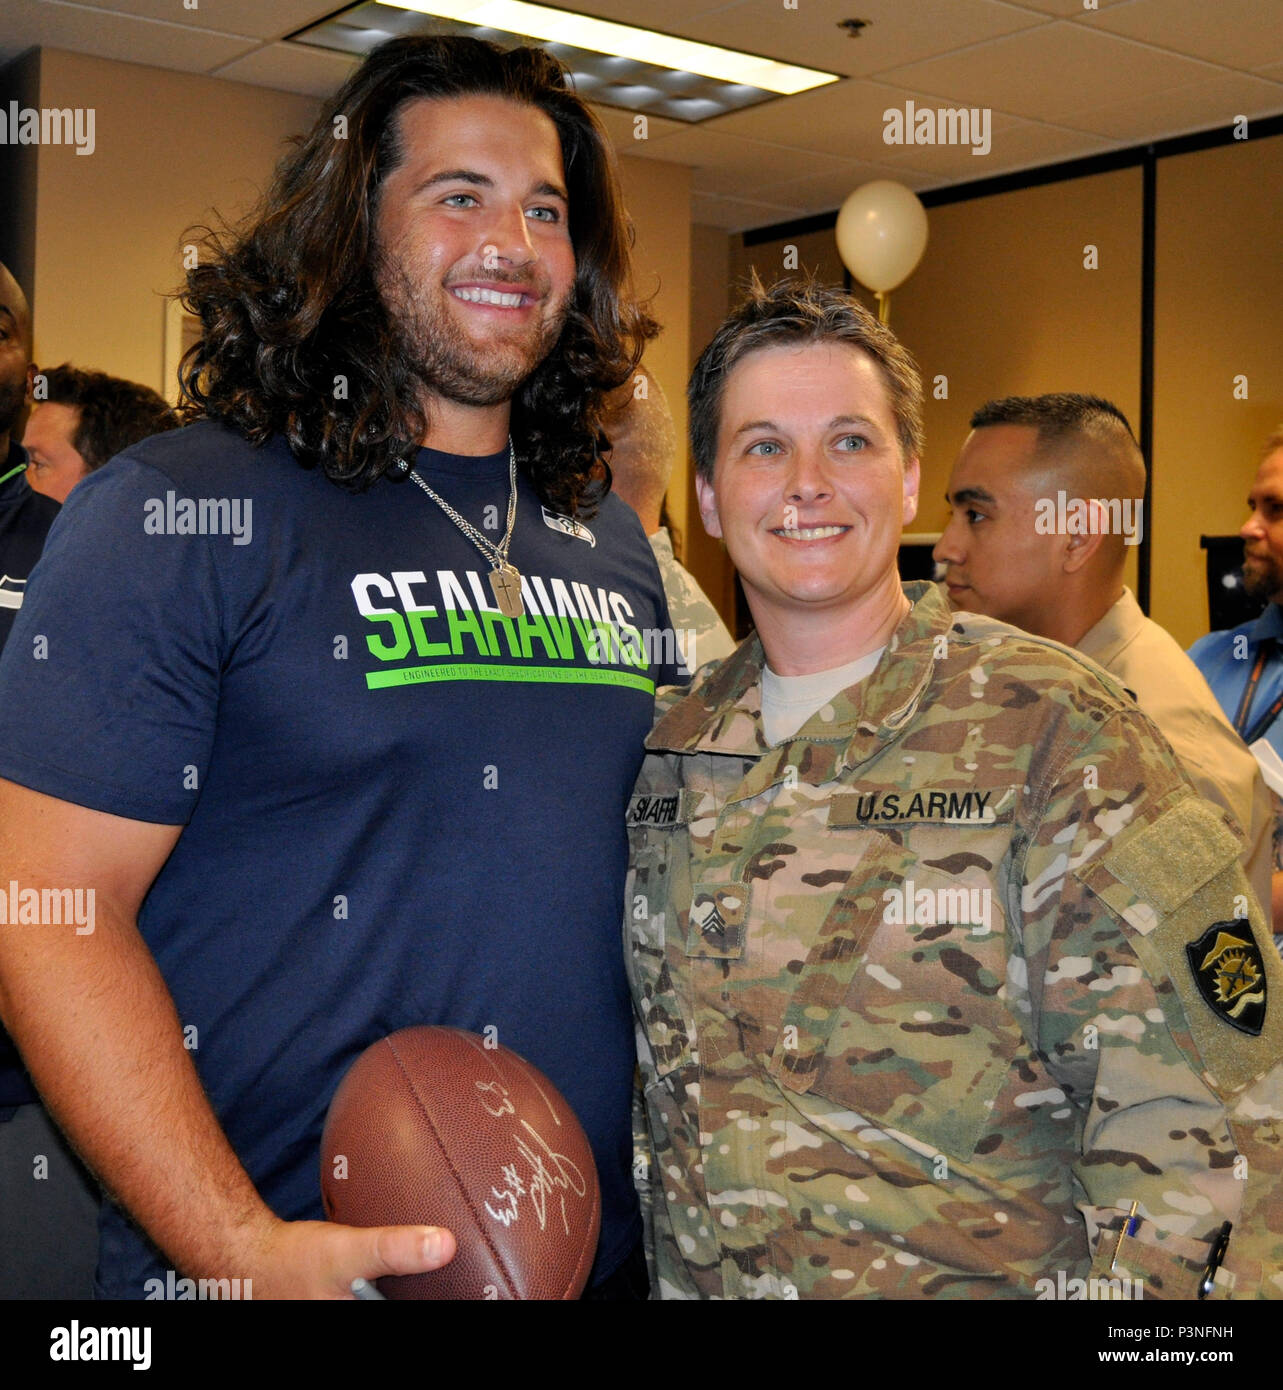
[1190,428,1283,937]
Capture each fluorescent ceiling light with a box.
[386,1,838,95]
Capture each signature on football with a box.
[475,1083,587,1235]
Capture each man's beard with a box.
[380,258,568,409]
[1243,553,1283,604]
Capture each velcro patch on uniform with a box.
[1089,797,1243,914]
[1074,794,1283,1096]
[686,881,748,960]
[1186,921,1267,1037]
[627,790,693,828]
[829,786,1015,827]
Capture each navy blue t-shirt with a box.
[0,420,684,1297]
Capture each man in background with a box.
[934,393,1275,929]
[603,365,734,671]
[0,262,58,648]
[1190,429,1283,916]
[22,364,178,504]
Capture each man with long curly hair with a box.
[0,36,681,1299]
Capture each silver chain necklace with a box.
[400,439,523,618]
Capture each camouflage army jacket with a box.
[626,582,1283,1299]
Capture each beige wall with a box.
[733,226,848,295]
[27,49,319,395]
[891,168,1144,546]
[1153,134,1283,647]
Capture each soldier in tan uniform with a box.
[933,393,1276,931]
[626,276,1283,1300]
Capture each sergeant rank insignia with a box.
[1186,921,1267,1036]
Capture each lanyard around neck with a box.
[1233,641,1283,745]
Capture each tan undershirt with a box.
[760,647,886,745]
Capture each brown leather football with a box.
[320,1026,601,1300]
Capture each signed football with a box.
[320,1026,601,1300]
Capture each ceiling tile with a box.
[211,41,360,99]
[1053,70,1283,141]
[1,0,56,65]
[562,0,749,24]
[754,160,942,211]
[878,20,1225,123]
[681,0,1049,80]
[690,189,806,233]
[637,126,859,195]
[3,0,1274,213]
[1004,0,1136,13]
[874,106,1022,168]
[706,78,1008,161]
[45,0,336,41]
[589,102,686,147]
[876,116,1121,178]
[1088,0,1283,71]
[1,0,257,72]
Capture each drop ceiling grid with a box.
[0,0,1278,230]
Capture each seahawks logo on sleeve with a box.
[541,507,595,546]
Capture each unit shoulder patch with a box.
[1185,920,1267,1037]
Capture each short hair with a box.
[1260,425,1283,462]
[39,364,179,471]
[687,273,924,482]
[180,34,654,515]
[970,393,1141,457]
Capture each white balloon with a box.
[835,181,929,294]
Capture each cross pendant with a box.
[489,563,524,618]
